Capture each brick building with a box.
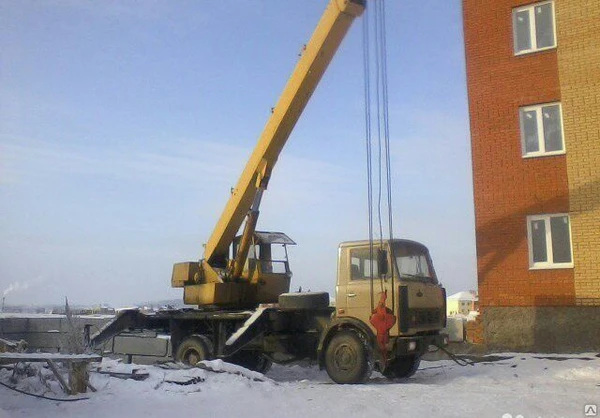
[463,0,600,351]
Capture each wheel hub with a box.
[185,349,202,365]
[333,343,357,371]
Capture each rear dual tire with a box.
[176,336,272,374]
[175,336,212,366]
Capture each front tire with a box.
[383,355,421,379]
[324,330,372,384]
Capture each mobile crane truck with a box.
[91,0,448,384]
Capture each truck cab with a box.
[334,239,446,355]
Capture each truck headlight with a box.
[408,341,417,351]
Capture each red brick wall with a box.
[463,0,575,307]
[466,318,484,345]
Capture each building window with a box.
[513,1,556,55]
[527,214,573,269]
[520,103,565,157]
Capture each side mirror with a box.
[378,248,388,277]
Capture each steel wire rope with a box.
[362,3,375,313]
[364,0,395,308]
[372,0,385,295]
[379,0,396,314]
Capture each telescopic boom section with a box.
[204,0,365,271]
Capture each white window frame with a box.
[526,214,574,270]
[512,1,557,55]
[519,102,565,158]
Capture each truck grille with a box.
[408,308,441,327]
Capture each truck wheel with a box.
[383,355,421,379]
[278,292,329,309]
[228,350,272,374]
[325,330,372,384]
[175,336,212,366]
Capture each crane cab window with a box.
[256,243,289,274]
[234,231,295,276]
[243,243,290,275]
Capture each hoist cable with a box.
[380,0,396,314]
[373,0,384,249]
[373,0,385,294]
[362,3,375,313]
[364,0,395,308]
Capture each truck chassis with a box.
[90,293,447,383]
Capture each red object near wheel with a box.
[369,291,396,365]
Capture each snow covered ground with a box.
[1,353,598,418]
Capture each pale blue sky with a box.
[0,1,476,306]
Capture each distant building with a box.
[463,0,600,351]
[446,291,478,316]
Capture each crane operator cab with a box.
[233,231,296,302]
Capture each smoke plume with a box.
[2,281,31,297]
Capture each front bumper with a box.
[393,333,448,356]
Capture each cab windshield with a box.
[392,242,437,283]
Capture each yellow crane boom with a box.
[206,0,364,266]
[173,0,365,307]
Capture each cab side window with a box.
[349,247,378,280]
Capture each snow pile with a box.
[1,354,599,418]
[197,359,272,382]
[0,362,64,397]
[0,357,273,406]
[97,357,148,375]
[555,365,600,381]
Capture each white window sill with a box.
[514,45,557,56]
[522,150,566,159]
[529,263,574,270]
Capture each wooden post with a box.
[69,361,89,394]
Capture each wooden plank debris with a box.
[0,353,101,362]
[46,360,72,395]
[92,370,150,381]
[0,352,102,395]
[0,338,27,354]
